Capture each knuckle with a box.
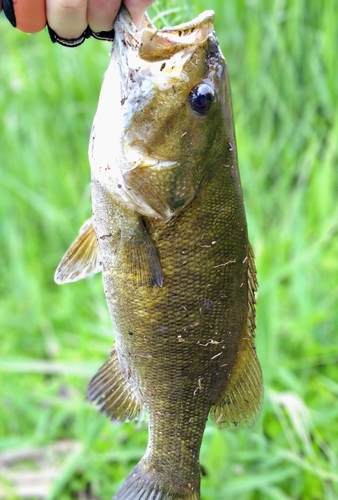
[54,0,86,12]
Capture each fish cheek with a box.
[126,93,188,158]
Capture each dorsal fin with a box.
[210,243,263,427]
[55,217,101,284]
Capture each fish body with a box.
[55,8,263,500]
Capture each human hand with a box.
[0,0,156,45]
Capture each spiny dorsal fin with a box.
[210,243,263,427]
[87,349,142,421]
[121,220,163,287]
[247,242,258,338]
[55,217,101,284]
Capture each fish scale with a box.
[55,7,263,500]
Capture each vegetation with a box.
[1,0,337,498]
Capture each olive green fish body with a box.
[55,8,262,500]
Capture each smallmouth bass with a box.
[55,7,263,500]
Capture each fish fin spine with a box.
[113,462,200,499]
[55,217,101,284]
[86,349,142,421]
[247,242,258,337]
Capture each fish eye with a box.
[189,83,214,115]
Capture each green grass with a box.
[1,0,338,498]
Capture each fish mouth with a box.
[139,10,215,62]
[115,6,215,50]
[114,7,215,92]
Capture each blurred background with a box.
[1,0,337,498]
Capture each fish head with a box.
[90,8,233,220]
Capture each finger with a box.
[46,0,87,39]
[124,0,156,28]
[87,0,120,33]
[2,0,46,32]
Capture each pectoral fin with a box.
[121,220,163,287]
[55,217,101,284]
[210,244,263,427]
[87,349,142,421]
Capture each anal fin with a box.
[121,219,163,287]
[55,217,101,284]
[211,243,263,427]
[87,349,142,421]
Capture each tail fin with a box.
[113,462,200,500]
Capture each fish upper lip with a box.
[121,136,176,170]
[115,6,215,44]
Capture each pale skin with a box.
[0,0,156,36]
[46,0,156,37]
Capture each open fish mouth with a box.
[115,7,215,57]
[114,7,215,92]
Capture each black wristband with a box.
[47,25,114,47]
[47,25,92,47]
[2,0,16,27]
[90,29,115,42]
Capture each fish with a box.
[55,6,263,500]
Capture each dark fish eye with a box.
[189,83,214,115]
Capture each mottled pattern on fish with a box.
[55,7,263,500]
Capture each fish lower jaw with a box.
[94,147,178,219]
[91,175,171,220]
